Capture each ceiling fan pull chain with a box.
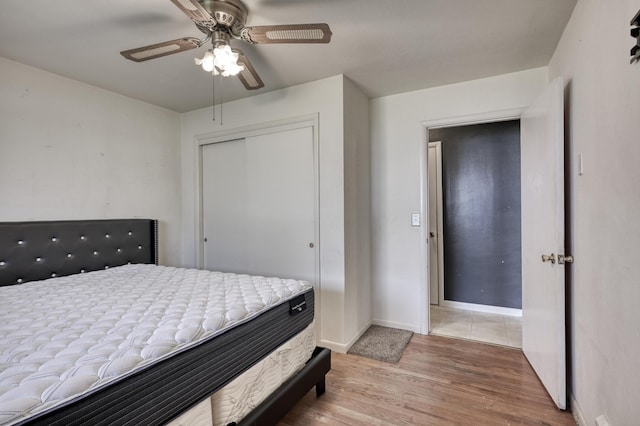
[220,74,223,125]
[211,67,216,122]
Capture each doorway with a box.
[427,120,523,348]
[422,80,567,409]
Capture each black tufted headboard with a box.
[0,219,158,287]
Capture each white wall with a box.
[343,77,372,345]
[180,75,368,351]
[548,0,640,424]
[0,57,182,265]
[370,68,548,333]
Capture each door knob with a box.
[429,232,435,238]
[558,254,574,264]
[541,253,556,264]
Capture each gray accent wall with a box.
[429,120,521,309]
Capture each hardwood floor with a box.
[279,334,575,425]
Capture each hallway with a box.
[429,305,522,348]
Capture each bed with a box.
[0,219,330,425]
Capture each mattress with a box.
[0,264,314,425]
[168,321,316,426]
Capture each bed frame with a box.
[0,219,330,425]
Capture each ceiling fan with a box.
[120,0,332,91]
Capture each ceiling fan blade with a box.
[121,37,201,62]
[169,0,216,27]
[240,23,332,44]
[235,51,264,90]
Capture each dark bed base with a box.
[235,347,331,426]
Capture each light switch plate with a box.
[411,213,421,227]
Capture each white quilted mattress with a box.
[167,321,316,426]
[0,264,312,425]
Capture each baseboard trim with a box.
[441,300,522,317]
[345,321,372,352]
[318,339,348,354]
[571,392,587,426]
[371,319,421,334]
[319,321,373,354]
[329,320,421,352]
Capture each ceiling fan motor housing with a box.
[199,0,248,36]
[211,29,231,48]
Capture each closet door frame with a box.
[194,113,320,286]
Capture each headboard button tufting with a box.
[0,219,157,286]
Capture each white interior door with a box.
[520,77,566,410]
[428,142,443,305]
[201,126,316,283]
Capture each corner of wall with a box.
[342,77,373,345]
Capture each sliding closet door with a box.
[202,138,248,274]
[201,126,316,282]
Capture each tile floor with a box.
[429,305,522,348]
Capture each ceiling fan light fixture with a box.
[220,60,244,77]
[195,50,215,73]
[195,44,244,76]
[213,44,244,76]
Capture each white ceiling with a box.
[0,0,576,113]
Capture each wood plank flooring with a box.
[279,334,575,425]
